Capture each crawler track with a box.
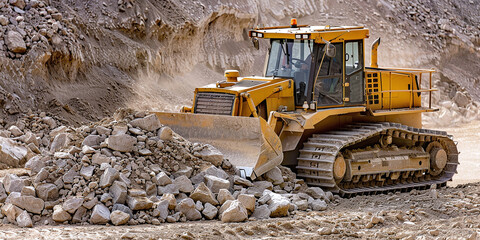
[296,122,459,197]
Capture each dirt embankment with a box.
[0,0,476,127]
[0,0,320,124]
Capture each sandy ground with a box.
[1,183,479,239]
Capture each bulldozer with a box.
[155,19,458,197]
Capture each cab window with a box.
[266,39,313,105]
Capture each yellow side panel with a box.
[266,95,295,114]
[248,80,292,106]
[366,71,421,110]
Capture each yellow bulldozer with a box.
[155,19,458,197]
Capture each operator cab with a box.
[253,23,368,109]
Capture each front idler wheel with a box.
[426,142,447,176]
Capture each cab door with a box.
[312,42,344,107]
[344,40,365,105]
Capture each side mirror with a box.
[325,42,336,58]
[252,37,259,50]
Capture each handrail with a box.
[369,89,437,94]
[429,72,432,108]
[388,72,391,110]
[365,68,435,73]
[408,74,412,108]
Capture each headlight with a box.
[257,32,263,38]
[295,34,310,40]
[251,32,257,37]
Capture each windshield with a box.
[266,39,313,105]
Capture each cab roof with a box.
[249,25,370,43]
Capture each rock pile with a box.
[0,111,62,169]
[0,0,78,59]
[0,109,335,227]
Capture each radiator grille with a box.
[194,92,235,115]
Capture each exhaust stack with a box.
[371,38,381,68]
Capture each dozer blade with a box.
[154,112,283,179]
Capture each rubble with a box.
[110,210,130,226]
[155,200,169,220]
[264,167,284,185]
[99,168,119,188]
[220,200,248,223]
[0,138,29,168]
[195,144,224,167]
[190,183,219,205]
[217,189,234,205]
[202,203,217,220]
[52,205,71,222]
[237,194,256,215]
[63,197,84,214]
[204,175,230,193]
[160,193,176,210]
[6,31,26,54]
[90,204,110,224]
[158,127,173,141]
[263,190,290,218]
[2,203,20,223]
[0,111,334,228]
[110,181,128,204]
[154,172,172,186]
[175,198,201,221]
[35,183,59,201]
[173,175,194,193]
[251,205,271,219]
[130,114,162,132]
[16,210,33,228]
[10,195,44,214]
[3,174,26,193]
[233,175,253,187]
[106,134,137,152]
[310,199,328,211]
[306,187,327,200]
[126,196,153,210]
